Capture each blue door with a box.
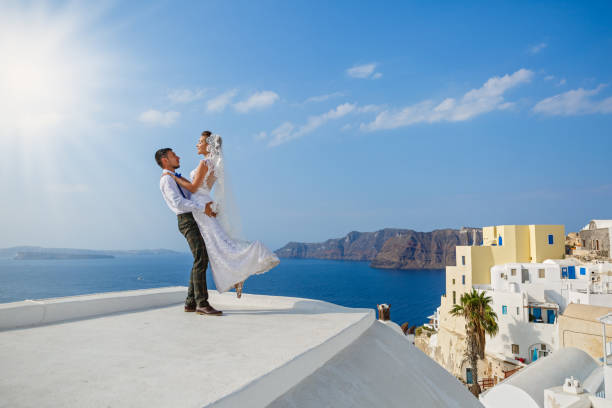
[466,368,473,384]
[547,309,555,324]
[498,236,503,246]
[568,266,576,279]
[562,267,568,278]
[532,348,538,362]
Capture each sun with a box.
[0,3,106,143]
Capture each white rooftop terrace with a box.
[0,287,481,408]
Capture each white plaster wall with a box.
[270,322,484,408]
[486,290,558,361]
[480,385,540,408]
[481,348,598,408]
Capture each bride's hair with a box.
[201,130,222,150]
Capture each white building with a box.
[480,347,609,408]
[479,260,612,365]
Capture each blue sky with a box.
[1,0,611,251]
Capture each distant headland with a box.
[275,227,483,270]
[0,246,182,261]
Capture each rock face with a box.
[275,227,482,270]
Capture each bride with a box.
[170,131,279,297]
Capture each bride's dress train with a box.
[189,166,279,293]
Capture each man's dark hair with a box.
[155,148,172,168]
[201,130,212,138]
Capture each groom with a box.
[155,146,222,316]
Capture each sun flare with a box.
[0,3,107,142]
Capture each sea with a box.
[0,255,445,326]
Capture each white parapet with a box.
[0,288,482,407]
[0,286,187,330]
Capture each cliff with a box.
[275,227,483,269]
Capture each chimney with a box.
[377,304,391,321]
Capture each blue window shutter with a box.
[548,234,554,245]
[502,305,507,315]
[580,268,586,275]
[533,308,542,319]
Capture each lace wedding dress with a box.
[189,161,280,293]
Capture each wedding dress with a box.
[189,159,279,293]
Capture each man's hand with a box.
[205,202,217,218]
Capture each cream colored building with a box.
[419,225,565,384]
[558,303,612,361]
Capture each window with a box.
[512,344,519,354]
[516,307,520,315]
[580,267,586,276]
[538,269,545,279]
[452,278,455,285]
[462,255,466,266]
[511,268,516,276]
[548,234,554,245]
[502,305,507,315]
[498,236,503,246]
[453,291,456,305]
[462,275,465,285]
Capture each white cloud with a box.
[138,109,180,126]
[558,78,566,86]
[234,90,279,113]
[357,104,383,113]
[269,103,356,147]
[168,88,205,104]
[346,63,381,79]
[544,75,555,81]
[529,42,548,54]
[206,89,237,113]
[533,84,612,116]
[254,131,267,141]
[304,92,344,104]
[341,123,353,131]
[269,122,295,146]
[361,68,533,131]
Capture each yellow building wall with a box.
[529,225,565,262]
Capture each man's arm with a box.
[160,175,205,213]
[161,175,217,217]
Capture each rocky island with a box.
[275,227,483,269]
[14,251,115,260]
[1,246,181,259]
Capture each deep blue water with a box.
[0,255,444,325]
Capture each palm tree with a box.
[450,289,498,397]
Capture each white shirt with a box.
[160,170,205,215]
